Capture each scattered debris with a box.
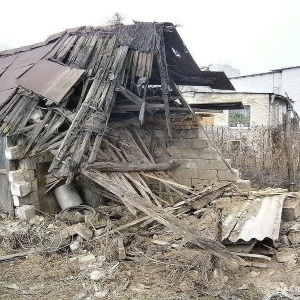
[90,270,106,281]
[276,249,298,264]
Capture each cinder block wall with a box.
[142,116,247,188]
[155,128,240,187]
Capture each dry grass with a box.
[205,125,300,190]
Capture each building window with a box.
[228,105,250,128]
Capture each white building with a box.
[230,66,300,113]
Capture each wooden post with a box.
[284,99,295,191]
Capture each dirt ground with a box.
[1,208,300,300]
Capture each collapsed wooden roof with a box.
[0,22,234,182]
[0,22,240,262]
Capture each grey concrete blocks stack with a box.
[8,156,40,217]
[218,168,240,182]
[157,128,246,187]
[15,205,36,220]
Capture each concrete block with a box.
[181,129,200,139]
[190,139,209,149]
[170,139,191,149]
[209,159,229,171]
[73,223,93,240]
[181,168,198,179]
[234,179,251,190]
[11,181,32,197]
[15,205,36,220]
[24,170,35,181]
[167,147,182,158]
[8,170,23,183]
[181,148,200,159]
[218,169,239,182]
[180,160,197,169]
[199,149,218,160]
[171,130,182,139]
[282,199,300,221]
[19,157,37,170]
[194,159,210,170]
[191,178,206,187]
[198,169,218,180]
[8,169,35,183]
[177,178,192,187]
[5,145,25,160]
[13,192,38,206]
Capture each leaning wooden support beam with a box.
[156,27,172,138]
[81,161,179,172]
[82,170,240,266]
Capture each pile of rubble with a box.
[1,182,300,299]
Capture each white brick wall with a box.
[190,92,271,127]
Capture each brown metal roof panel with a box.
[7,43,54,70]
[0,55,18,71]
[17,59,85,103]
[0,88,16,107]
[31,41,48,49]
[1,45,32,56]
[0,65,32,92]
[45,30,67,43]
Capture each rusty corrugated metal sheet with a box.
[17,59,85,103]
[0,65,32,92]
[222,194,286,242]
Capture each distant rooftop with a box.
[231,65,300,79]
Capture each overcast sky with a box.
[1,0,299,75]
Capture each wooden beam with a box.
[82,161,179,172]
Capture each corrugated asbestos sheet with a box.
[222,193,287,242]
[17,60,85,103]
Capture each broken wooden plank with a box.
[232,252,272,261]
[82,161,179,172]
[82,170,240,265]
[117,236,126,260]
[0,250,35,262]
